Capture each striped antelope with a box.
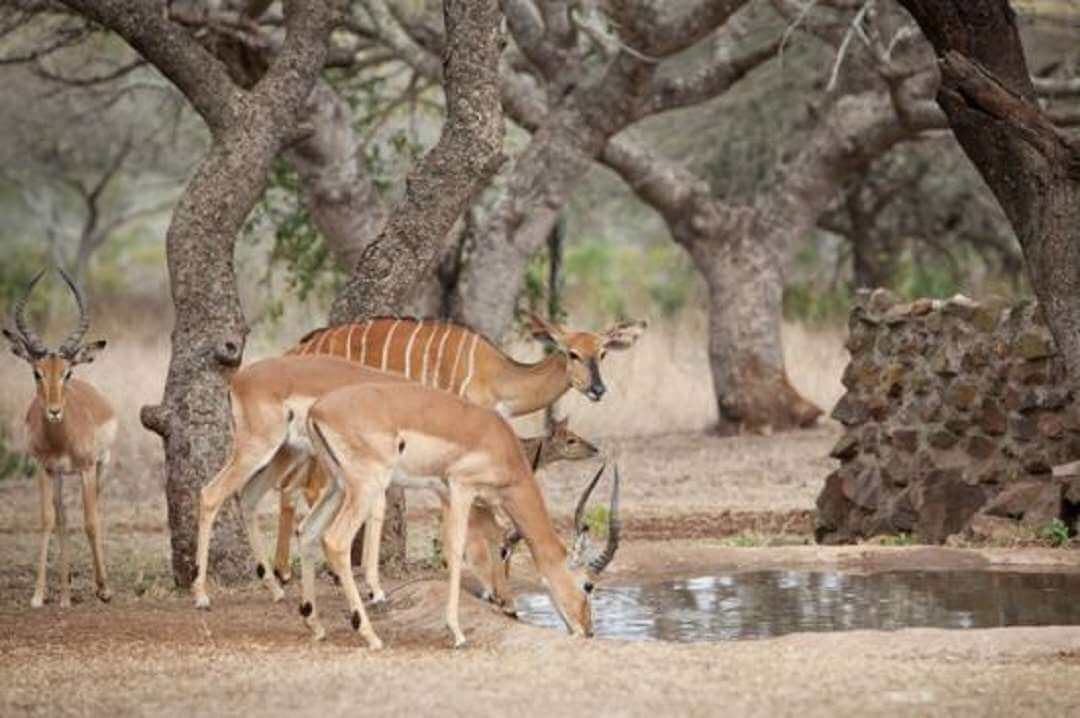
[291,313,648,415]
[304,381,621,648]
[282,313,642,602]
[3,270,116,608]
[272,416,598,611]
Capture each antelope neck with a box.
[496,352,571,417]
[500,474,568,571]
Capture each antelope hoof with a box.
[30,593,44,609]
[194,594,212,610]
[269,583,285,603]
[366,636,385,651]
[452,635,467,650]
[59,595,71,609]
[96,587,113,604]
[274,568,292,586]
[311,624,327,642]
[367,589,386,605]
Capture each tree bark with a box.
[895,0,1080,391]
[283,80,388,271]
[685,216,823,434]
[327,0,506,568]
[58,0,340,587]
[329,0,505,323]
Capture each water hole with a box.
[515,569,1080,642]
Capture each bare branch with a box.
[31,57,145,86]
[600,133,701,222]
[1034,76,1080,99]
[644,35,780,116]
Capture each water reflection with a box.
[515,570,1080,643]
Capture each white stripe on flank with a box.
[344,323,357,361]
[315,328,332,355]
[381,319,401,372]
[433,324,453,390]
[358,320,374,365]
[421,323,440,387]
[448,329,468,394]
[459,334,480,398]
[403,320,423,379]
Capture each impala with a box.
[272,416,598,610]
[191,355,408,609]
[283,312,643,601]
[303,380,621,648]
[3,269,115,608]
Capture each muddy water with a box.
[515,570,1080,642]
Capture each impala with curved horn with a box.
[303,381,621,649]
[3,269,115,608]
[273,415,598,611]
[276,313,643,607]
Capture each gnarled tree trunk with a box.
[327,0,506,568]
[57,0,340,587]
[686,220,822,435]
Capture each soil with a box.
[3,426,1080,716]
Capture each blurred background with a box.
[1,0,1077,502]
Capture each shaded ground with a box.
[4,427,1080,716]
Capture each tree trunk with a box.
[284,80,388,271]
[141,127,282,586]
[688,228,823,435]
[896,0,1080,392]
[327,0,505,569]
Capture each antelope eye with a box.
[32,369,43,381]
[568,350,582,361]
[63,370,72,382]
[600,350,607,360]
[583,581,595,594]
[567,438,578,445]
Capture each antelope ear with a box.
[551,415,568,432]
[603,319,647,351]
[2,328,33,362]
[527,313,567,349]
[70,339,107,365]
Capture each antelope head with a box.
[3,269,106,424]
[528,313,647,402]
[544,463,621,638]
[540,416,599,465]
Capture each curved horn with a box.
[588,465,621,575]
[57,268,89,357]
[573,463,606,534]
[12,269,47,357]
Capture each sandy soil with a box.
[4,428,1080,716]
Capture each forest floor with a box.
[3,425,1080,717]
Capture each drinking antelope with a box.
[281,312,643,601]
[190,353,599,611]
[304,381,620,648]
[272,416,598,610]
[3,270,115,608]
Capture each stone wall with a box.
[816,289,1080,544]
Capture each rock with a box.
[984,481,1046,519]
[967,513,1027,542]
[1013,332,1056,360]
[910,298,935,316]
[912,470,986,543]
[890,428,919,453]
[868,288,899,314]
[1038,414,1065,440]
[928,429,960,450]
[965,434,997,460]
[830,394,866,426]
[978,402,1007,436]
[946,382,979,411]
[1010,415,1036,442]
[829,433,859,460]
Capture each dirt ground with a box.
[4,426,1080,717]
